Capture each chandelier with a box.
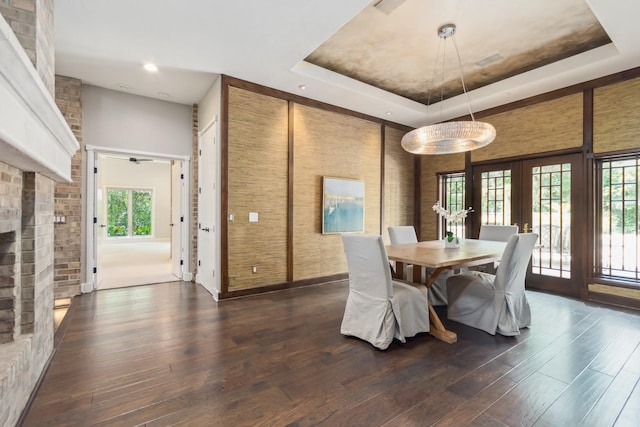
[401,24,496,155]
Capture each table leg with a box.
[424,267,457,344]
[393,262,458,344]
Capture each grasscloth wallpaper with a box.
[293,104,381,280]
[227,87,289,290]
[224,83,411,291]
[593,77,640,153]
[383,127,415,244]
[471,93,583,162]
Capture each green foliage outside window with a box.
[107,189,128,236]
[132,191,152,235]
[602,160,638,234]
[106,188,152,237]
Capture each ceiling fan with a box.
[128,157,154,164]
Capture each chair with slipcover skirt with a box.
[477,224,519,273]
[387,225,449,306]
[479,224,519,242]
[340,234,430,350]
[446,233,538,336]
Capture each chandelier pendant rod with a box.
[450,35,476,121]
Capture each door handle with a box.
[202,227,210,232]
[169,223,174,226]
[100,224,106,228]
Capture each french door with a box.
[472,153,585,298]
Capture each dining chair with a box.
[479,224,519,241]
[340,234,430,350]
[477,224,519,273]
[445,233,538,336]
[387,225,448,306]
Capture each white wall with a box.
[83,85,192,157]
[198,75,221,130]
[99,157,171,239]
[197,76,222,296]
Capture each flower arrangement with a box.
[432,200,473,242]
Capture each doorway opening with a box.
[86,150,189,291]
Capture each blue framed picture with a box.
[322,177,365,234]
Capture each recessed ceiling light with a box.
[385,111,392,116]
[119,84,130,90]
[298,84,307,90]
[157,92,170,98]
[143,63,159,72]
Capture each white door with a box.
[171,160,183,278]
[197,121,217,295]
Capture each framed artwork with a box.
[322,176,365,234]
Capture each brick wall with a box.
[36,0,54,96]
[0,162,23,344]
[21,172,54,335]
[191,104,199,277]
[0,0,55,96]
[0,231,19,344]
[0,3,58,424]
[53,75,83,299]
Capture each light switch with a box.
[249,212,259,222]
[229,213,234,221]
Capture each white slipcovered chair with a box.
[340,234,430,350]
[478,224,519,273]
[387,225,449,306]
[446,233,538,336]
[479,224,519,241]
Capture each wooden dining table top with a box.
[385,239,507,269]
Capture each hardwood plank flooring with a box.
[21,281,640,426]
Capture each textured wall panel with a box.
[383,127,415,243]
[420,153,465,241]
[293,104,381,280]
[227,87,288,290]
[593,77,640,153]
[471,93,583,162]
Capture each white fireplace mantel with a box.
[0,15,79,183]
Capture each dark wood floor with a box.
[22,280,640,426]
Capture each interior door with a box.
[170,160,183,278]
[522,154,584,297]
[197,121,216,295]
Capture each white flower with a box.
[432,200,473,223]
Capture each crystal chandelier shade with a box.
[402,24,496,155]
[401,121,496,155]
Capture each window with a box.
[439,172,466,238]
[106,188,153,238]
[598,156,640,281]
[480,169,511,226]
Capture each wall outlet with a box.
[252,265,258,274]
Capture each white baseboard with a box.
[80,282,94,293]
[183,272,193,282]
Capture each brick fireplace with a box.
[0,2,79,424]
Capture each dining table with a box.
[386,238,507,344]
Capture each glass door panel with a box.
[481,169,512,226]
[472,162,520,239]
[530,163,571,279]
[523,154,583,297]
